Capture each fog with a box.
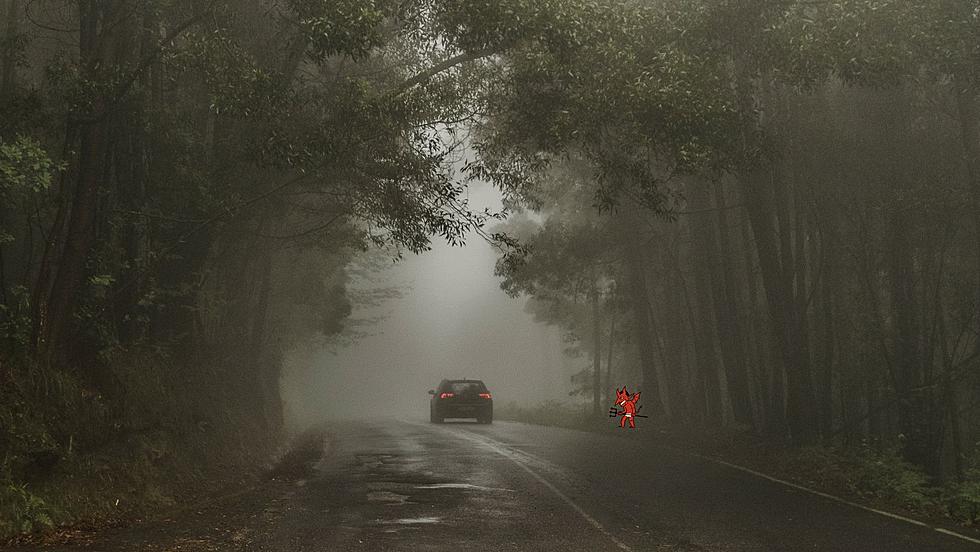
[280,183,569,427]
[10,1,980,546]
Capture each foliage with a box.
[0,0,519,538]
[4,0,980,539]
[289,0,389,61]
[0,135,57,195]
[0,483,55,535]
[780,443,934,512]
[477,0,980,464]
[946,468,980,525]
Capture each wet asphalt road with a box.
[19,419,980,551]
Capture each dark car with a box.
[428,379,493,424]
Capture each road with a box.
[17,419,980,551]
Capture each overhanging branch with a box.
[391,48,495,96]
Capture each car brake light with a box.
[479,393,492,399]
[440,392,454,399]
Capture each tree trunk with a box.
[816,213,838,437]
[40,2,132,371]
[1,0,20,97]
[250,247,275,424]
[669,242,701,423]
[626,245,664,415]
[605,308,616,398]
[42,112,109,367]
[953,80,980,359]
[774,165,816,443]
[686,184,724,424]
[737,200,772,430]
[712,179,754,427]
[592,286,602,417]
[886,209,942,476]
[738,164,817,442]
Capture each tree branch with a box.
[70,5,214,124]
[391,48,495,96]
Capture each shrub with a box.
[0,483,56,535]
[495,400,594,430]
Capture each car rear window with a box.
[448,381,487,394]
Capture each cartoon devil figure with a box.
[612,387,641,428]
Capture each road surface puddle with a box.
[415,483,514,492]
[367,490,413,505]
[382,516,442,525]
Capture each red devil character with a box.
[613,387,641,428]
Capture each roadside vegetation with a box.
[476,0,980,527]
[4,0,980,542]
[0,0,498,540]
[496,402,980,527]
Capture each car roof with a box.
[439,379,487,386]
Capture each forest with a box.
[2,0,980,540]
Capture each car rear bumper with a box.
[435,402,492,419]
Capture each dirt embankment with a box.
[2,428,328,550]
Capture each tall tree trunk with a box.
[774,165,816,443]
[645,295,674,417]
[626,245,664,415]
[653,229,691,421]
[1,0,20,97]
[250,246,275,426]
[113,120,147,344]
[42,115,109,368]
[30,126,74,356]
[886,210,941,476]
[40,2,130,372]
[592,285,601,417]
[605,308,616,398]
[954,80,980,359]
[738,164,817,441]
[737,201,772,430]
[816,212,838,437]
[865,375,880,444]
[686,184,724,424]
[712,179,754,427]
[111,5,160,344]
[939,308,963,481]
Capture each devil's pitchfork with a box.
[611,388,645,428]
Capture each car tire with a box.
[479,416,492,424]
[430,410,443,424]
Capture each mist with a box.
[280,183,569,427]
[7,1,980,548]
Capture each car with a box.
[428,379,493,424]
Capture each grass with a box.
[496,400,598,430]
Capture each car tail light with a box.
[439,392,454,399]
[479,393,492,399]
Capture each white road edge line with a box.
[424,424,633,552]
[683,451,980,546]
[414,421,980,547]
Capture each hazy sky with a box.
[281,183,571,426]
